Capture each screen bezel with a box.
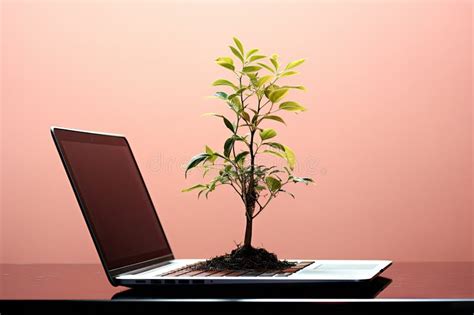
[51,127,174,286]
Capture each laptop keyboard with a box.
[159,261,314,277]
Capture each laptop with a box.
[51,126,391,287]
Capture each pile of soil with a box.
[192,246,295,271]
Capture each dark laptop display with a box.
[52,128,172,270]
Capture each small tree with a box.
[183,37,313,251]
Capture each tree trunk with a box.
[244,216,253,248]
[243,196,256,248]
[244,128,257,249]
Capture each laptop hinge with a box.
[109,254,174,277]
[117,260,173,277]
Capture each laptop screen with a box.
[53,128,173,270]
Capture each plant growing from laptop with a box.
[183,37,313,270]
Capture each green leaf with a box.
[241,111,251,122]
[223,117,235,133]
[269,169,284,175]
[229,94,242,106]
[182,184,207,192]
[245,48,258,59]
[235,151,249,163]
[205,145,213,155]
[281,85,306,91]
[262,143,296,170]
[233,37,244,54]
[269,88,289,103]
[208,179,217,192]
[229,46,244,63]
[251,113,259,123]
[224,137,235,158]
[208,154,218,163]
[259,128,277,140]
[205,145,217,162]
[270,54,279,70]
[245,48,259,59]
[256,75,273,87]
[285,58,305,70]
[242,65,262,73]
[216,56,233,64]
[249,55,266,62]
[212,79,237,89]
[219,63,235,71]
[261,115,286,125]
[265,176,282,192]
[216,57,235,71]
[234,134,248,143]
[216,61,233,69]
[265,142,285,151]
[257,62,275,73]
[264,85,277,99]
[227,97,242,113]
[279,101,306,112]
[283,145,296,170]
[262,149,285,159]
[280,71,298,78]
[185,153,210,177]
[214,91,228,100]
[234,87,248,94]
[292,176,314,185]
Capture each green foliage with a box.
[265,176,282,192]
[230,46,244,63]
[216,57,234,71]
[279,101,306,112]
[268,88,289,103]
[184,37,313,219]
[259,128,277,141]
[260,115,286,125]
[242,65,262,73]
[184,153,210,178]
[285,58,305,70]
[212,79,238,90]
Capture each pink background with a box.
[1,0,472,264]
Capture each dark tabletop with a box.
[0,262,473,314]
[0,262,473,300]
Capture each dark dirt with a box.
[191,246,296,271]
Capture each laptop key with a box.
[258,271,280,277]
[224,271,249,277]
[206,270,234,277]
[163,268,194,277]
[177,270,206,277]
[240,271,265,277]
[273,273,292,277]
[193,270,221,277]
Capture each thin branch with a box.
[252,193,274,219]
[227,182,243,199]
[259,99,272,110]
[243,93,253,103]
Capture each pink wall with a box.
[471,2,474,261]
[1,0,472,263]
